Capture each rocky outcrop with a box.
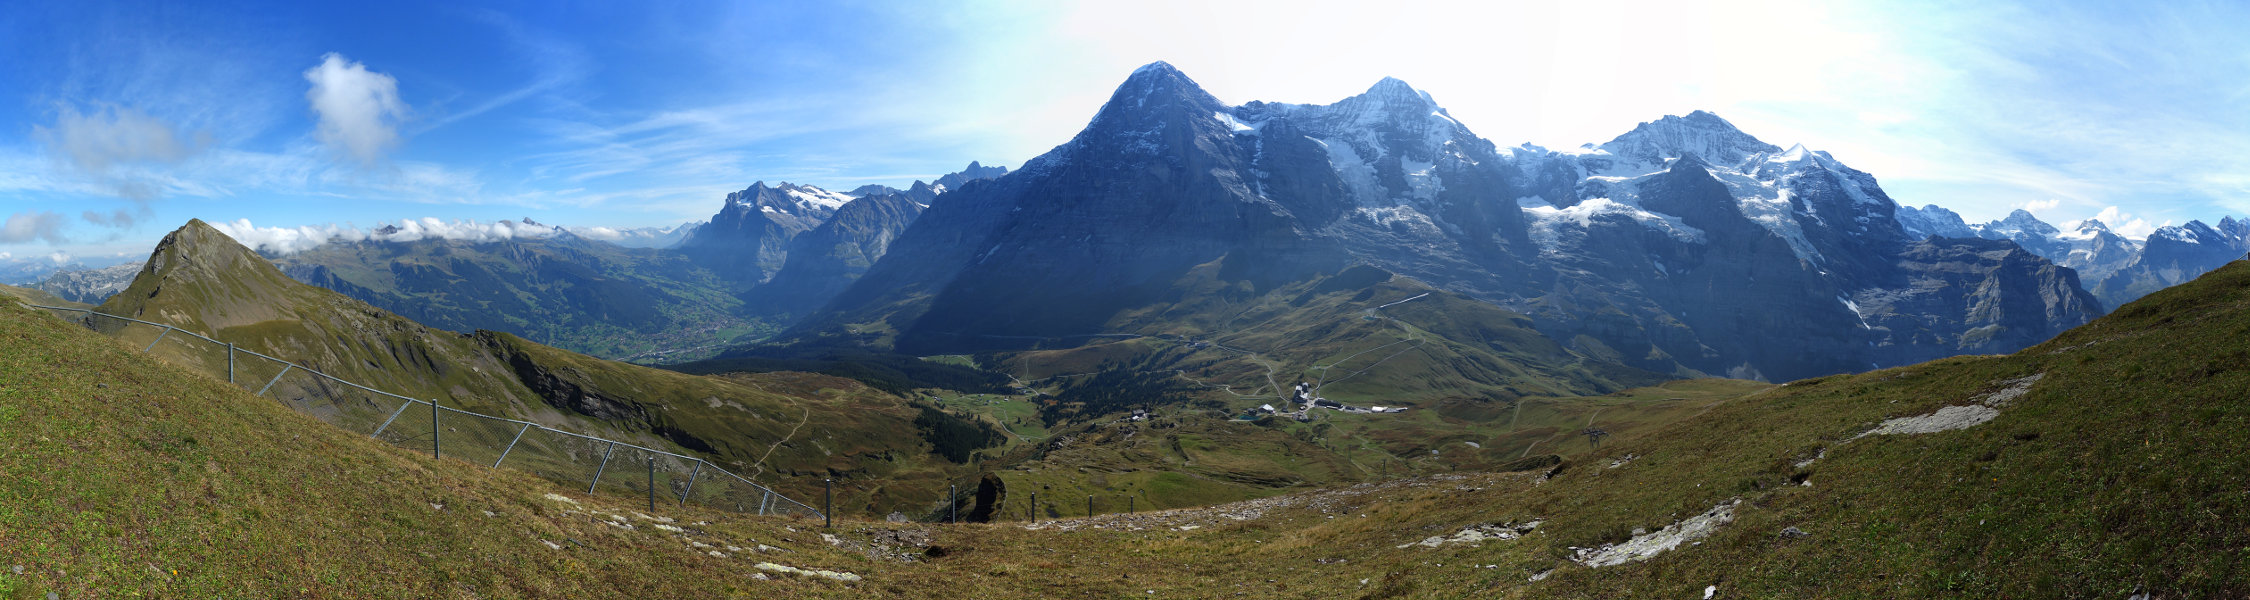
[480,331,646,423]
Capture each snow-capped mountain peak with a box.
[1598,110,1782,169]
[2057,218,2113,241]
[1985,209,2061,239]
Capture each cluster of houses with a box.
[1243,383,1409,420]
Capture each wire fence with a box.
[28,304,825,521]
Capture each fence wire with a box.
[26,304,823,521]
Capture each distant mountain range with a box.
[263,164,1003,362]
[1898,205,2250,307]
[778,62,2107,382]
[28,262,141,304]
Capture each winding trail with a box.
[746,406,811,481]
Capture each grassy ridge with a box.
[0,300,882,598]
[85,220,973,516]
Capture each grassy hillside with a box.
[0,283,84,309]
[0,299,912,598]
[87,220,975,515]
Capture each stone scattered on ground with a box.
[1572,499,1740,568]
[1858,374,2044,438]
[1016,473,1523,534]
[754,562,863,582]
[1778,526,1810,539]
[1399,520,1541,549]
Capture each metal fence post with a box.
[226,343,235,384]
[1129,496,1135,513]
[494,422,532,468]
[678,461,702,506]
[255,364,293,397]
[431,400,441,459]
[1030,492,1037,523]
[372,400,413,439]
[647,456,657,513]
[1088,495,1093,518]
[824,479,833,529]
[142,326,171,352]
[950,484,957,524]
[588,442,617,493]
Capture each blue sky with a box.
[3,0,2247,265]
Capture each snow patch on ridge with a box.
[1319,137,1386,207]
[784,186,854,211]
[1518,196,1706,255]
[1214,111,1259,134]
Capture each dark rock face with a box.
[821,62,1349,354]
[745,193,927,318]
[2097,219,2250,306]
[483,332,645,422]
[791,63,2106,381]
[1864,238,2101,364]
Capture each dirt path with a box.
[747,406,810,480]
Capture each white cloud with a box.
[1,212,70,244]
[211,217,558,255]
[29,103,211,206]
[2091,206,2168,240]
[304,53,409,164]
[33,104,203,172]
[2016,198,2062,213]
